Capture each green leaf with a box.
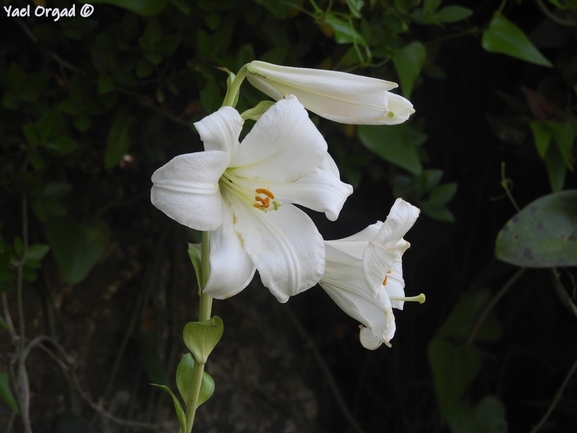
[423,0,442,14]
[357,124,422,175]
[495,191,577,267]
[448,396,507,433]
[98,73,116,93]
[86,0,168,16]
[482,13,553,67]
[187,243,203,292]
[92,33,119,72]
[428,183,457,206]
[323,13,368,46]
[392,41,426,97]
[437,288,502,342]
[182,317,224,364]
[151,384,187,432]
[0,372,19,414]
[37,111,64,142]
[176,353,215,408]
[26,244,50,262]
[530,120,574,168]
[46,217,111,284]
[345,0,364,18]
[45,135,79,156]
[136,330,170,386]
[105,109,135,169]
[435,5,473,23]
[428,339,482,422]
[0,315,8,330]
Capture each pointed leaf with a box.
[183,317,224,364]
[392,41,426,97]
[358,124,422,175]
[151,384,186,432]
[495,191,577,267]
[105,109,135,169]
[482,13,552,67]
[0,372,19,414]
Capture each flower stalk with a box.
[184,231,213,433]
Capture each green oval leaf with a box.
[176,353,215,408]
[482,13,553,67]
[495,191,577,267]
[183,316,224,364]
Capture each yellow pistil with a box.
[389,293,426,304]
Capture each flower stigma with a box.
[389,293,426,304]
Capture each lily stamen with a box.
[382,269,392,285]
[255,187,275,199]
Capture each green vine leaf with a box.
[482,13,553,67]
[495,191,577,267]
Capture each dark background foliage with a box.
[1,0,576,432]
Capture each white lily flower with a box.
[246,60,415,125]
[319,198,423,349]
[151,95,353,303]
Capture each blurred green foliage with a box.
[0,0,576,432]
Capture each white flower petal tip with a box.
[320,198,423,349]
[246,60,415,125]
[151,99,344,301]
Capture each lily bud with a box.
[246,60,415,125]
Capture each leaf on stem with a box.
[183,316,224,364]
[176,353,215,408]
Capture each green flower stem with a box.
[221,64,248,108]
[185,231,213,433]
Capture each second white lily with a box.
[319,198,423,349]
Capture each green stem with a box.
[221,65,248,108]
[184,231,213,433]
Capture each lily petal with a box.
[372,198,420,247]
[231,95,327,182]
[320,246,395,349]
[204,204,257,299]
[151,151,230,231]
[228,194,325,302]
[194,106,244,157]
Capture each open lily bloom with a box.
[246,60,414,125]
[319,198,421,349]
[151,95,353,303]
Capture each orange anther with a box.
[382,275,388,286]
[255,188,275,199]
